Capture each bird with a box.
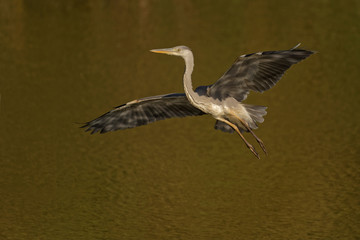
[82,44,314,159]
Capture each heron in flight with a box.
[83,44,314,159]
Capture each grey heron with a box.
[83,44,314,159]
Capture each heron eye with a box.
[177,48,181,52]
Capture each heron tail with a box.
[243,104,267,129]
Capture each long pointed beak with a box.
[150,48,176,55]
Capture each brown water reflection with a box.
[0,1,359,239]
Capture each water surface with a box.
[0,1,359,239]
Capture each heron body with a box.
[83,44,314,158]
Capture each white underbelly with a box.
[189,95,252,123]
[201,98,252,122]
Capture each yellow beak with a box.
[150,48,176,55]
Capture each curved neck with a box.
[182,53,199,105]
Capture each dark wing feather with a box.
[82,93,205,134]
[208,46,315,101]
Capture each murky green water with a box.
[1,1,359,239]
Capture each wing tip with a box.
[80,121,102,135]
[80,122,95,134]
[291,43,317,55]
[291,43,301,50]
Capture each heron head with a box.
[150,45,192,57]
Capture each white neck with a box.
[182,52,199,106]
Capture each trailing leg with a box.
[237,117,267,155]
[219,118,260,159]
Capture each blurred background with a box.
[0,0,359,239]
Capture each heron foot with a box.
[234,116,267,155]
[247,143,260,159]
[257,139,267,155]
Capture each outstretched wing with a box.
[82,93,205,134]
[208,45,315,102]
